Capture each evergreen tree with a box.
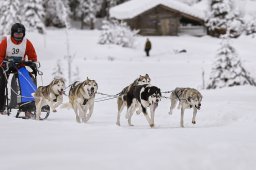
[23,0,45,34]
[0,0,21,35]
[43,0,69,28]
[206,0,243,38]
[245,17,256,37]
[98,20,114,44]
[77,0,102,29]
[68,0,80,20]
[98,19,139,48]
[207,39,256,89]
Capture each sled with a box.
[4,59,50,120]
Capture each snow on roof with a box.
[110,0,206,21]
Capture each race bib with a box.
[6,36,27,59]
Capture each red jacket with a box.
[0,37,38,66]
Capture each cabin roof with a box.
[110,0,206,21]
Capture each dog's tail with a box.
[60,102,72,109]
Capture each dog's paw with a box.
[192,120,196,124]
[128,123,134,126]
[168,111,172,115]
[82,118,88,123]
[76,117,81,123]
[53,109,57,112]
[116,122,120,126]
[150,124,154,128]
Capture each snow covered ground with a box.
[1,30,256,170]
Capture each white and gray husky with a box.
[169,88,203,127]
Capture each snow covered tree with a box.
[244,17,256,37]
[0,0,22,35]
[23,0,45,34]
[207,39,256,89]
[206,0,244,38]
[68,0,80,19]
[98,20,114,44]
[77,0,102,29]
[43,0,70,28]
[98,20,139,48]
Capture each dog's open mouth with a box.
[195,105,201,110]
[58,90,63,95]
[88,89,94,96]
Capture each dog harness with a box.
[83,99,88,105]
[53,94,58,102]
[174,90,181,101]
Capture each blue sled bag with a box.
[17,67,37,103]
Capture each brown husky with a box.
[34,78,65,120]
[68,78,98,123]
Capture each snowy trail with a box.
[1,30,256,170]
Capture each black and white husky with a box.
[125,84,161,127]
[116,74,151,126]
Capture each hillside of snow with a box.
[1,30,256,170]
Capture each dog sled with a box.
[3,57,50,120]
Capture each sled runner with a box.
[3,58,50,120]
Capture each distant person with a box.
[144,38,152,57]
[0,23,38,115]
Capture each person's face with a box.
[13,32,24,39]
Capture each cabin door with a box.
[160,18,177,35]
[160,19,170,35]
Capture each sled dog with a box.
[116,74,151,126]
[169,88,203,127]
[34,78,65,120]
[125,84,161,127]
[68,77,98,123]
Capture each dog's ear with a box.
[84,77,90,84]
[51,79,58,85]
[61,77,66,84]
[145,73,149,77]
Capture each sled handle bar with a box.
[3,60,43,75]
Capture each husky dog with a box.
[116,74,151,126]
[34,78,65,120]
[68,77,98,123]
[169,88,203,128]
[125,84,161,127]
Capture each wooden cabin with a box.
[110,0,206,36]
